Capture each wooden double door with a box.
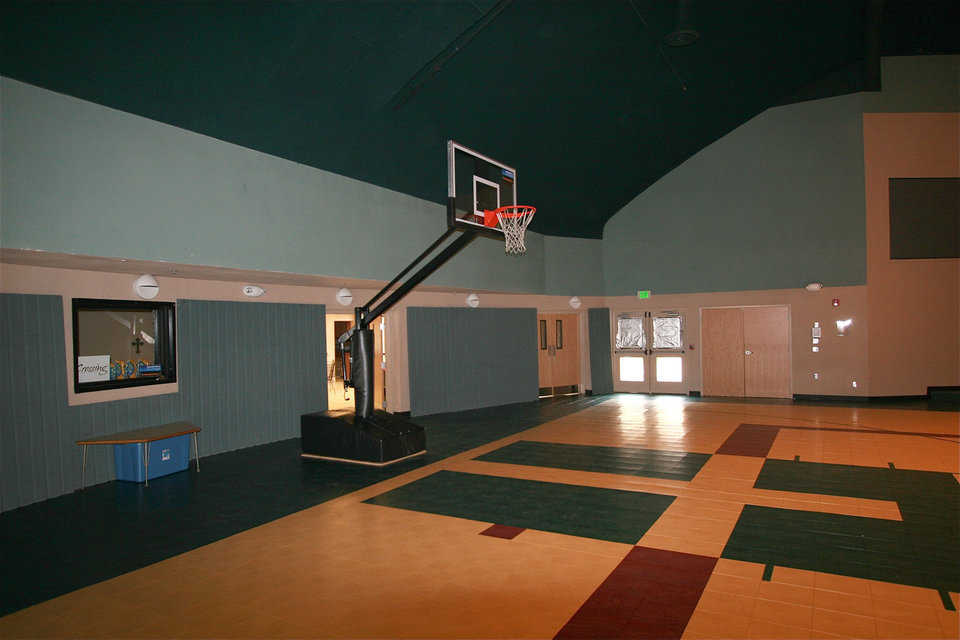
[538,313,580,396]
[701,306,791,398]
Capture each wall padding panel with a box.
[0,295,325,512]
[407,307,538,417]
[588,308,614,395]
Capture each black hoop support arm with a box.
[356,228,477,331]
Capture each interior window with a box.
[72,298,177,393]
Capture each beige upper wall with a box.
[3,258,870,408]
[863,113,960,396]
[604,286,868,398]
[3,58,956,408]
[0,261,602,411]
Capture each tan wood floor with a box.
[1,396,957,639]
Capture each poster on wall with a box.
[77,355,110,383]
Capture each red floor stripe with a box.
[554,546,716,640]
[479,524,526,539]
[716,423,780,457]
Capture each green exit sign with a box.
[637,290,651,299]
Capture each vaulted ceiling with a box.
[2,1,957,238]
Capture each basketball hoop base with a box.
[300,409,426,465]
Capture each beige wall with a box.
[0,262,377,406]
[379,292,603,413]
[1,219,944,410]
[0,261,602,411]
[606,286,869,397]
[863,113,960,396]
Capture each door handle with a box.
[744,349,752,355]
[548,345,556,356]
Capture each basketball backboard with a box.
[447,140,516,233]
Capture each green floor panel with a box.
[724,505,958,591]
[364,470,675,544]
[756,460,956,502]
[725,459,960,593]
[474,440,711,481]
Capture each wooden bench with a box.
[76,421,201,487]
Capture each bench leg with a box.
[192,432,200,472]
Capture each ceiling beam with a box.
[387,0,514,111]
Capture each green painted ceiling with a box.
[2,1,957,238]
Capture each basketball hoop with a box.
[484,205,536,255]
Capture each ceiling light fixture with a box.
[242,285,265,297]
[336,288,353,306]
[133,274,159,299]
[664,0,700,47]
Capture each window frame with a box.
[615,313,646,353]
[72,298,177,394]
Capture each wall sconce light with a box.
[466,293,480,308]
[242,285,265,297]
[804,282,824,292]
[336,288,353,306]
[569,296,582,309]
[133,274,159,299]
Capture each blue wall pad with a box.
[588,308,614,394]
[407,307,538,416]
[0,294,326,512]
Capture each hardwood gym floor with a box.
[1,395,957,639]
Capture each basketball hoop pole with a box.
[340,228,478,419]
[302,141,531,466]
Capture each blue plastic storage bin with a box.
[114,434,190,482]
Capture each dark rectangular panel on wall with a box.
[889,178,960,259]
[407,307,538,417]
[176,300,326,455]
[1,295,70,512]
[588,308,614,395]
[0,294,326,513]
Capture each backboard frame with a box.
[447,140,518,238]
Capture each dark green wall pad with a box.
[475,440,711,481]
[588,308,614,394]
[723,459,960,592]
[0,294,326,512]
[407,307,538,417]
[364,470,675,544]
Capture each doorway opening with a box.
[538,313,581,397]
[614,310,687,394]
[700,305,791,398]
[326,314,387,411]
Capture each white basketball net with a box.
[497,206,536,255]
